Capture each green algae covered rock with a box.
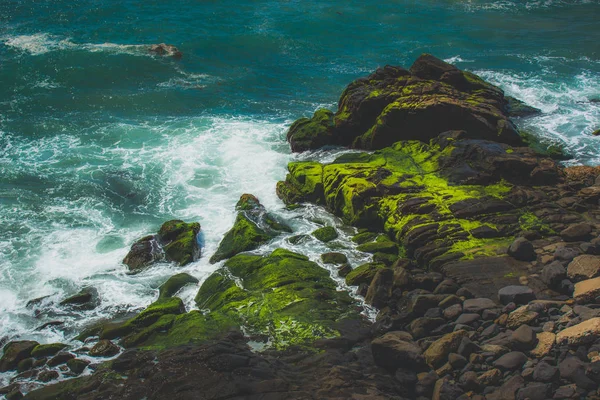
[97,297,187,346]
[30,343,68,358]
[196,249,360,349]
[158,273,199,299]
[287,108,335,152]
[123,220,201,272]
[345,262,386,286]
[278,132,562,270]
[0,340,39,372]
[158,220,202,266]
[321,252,348,264]
[285,54,523,153]
[312,226,338,242]
[84,249,360,351]
[210,194,292,263]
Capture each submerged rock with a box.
[210,194,291,263]
[60,287,100,310]
[123,220,201,272]
[148,43,182,58]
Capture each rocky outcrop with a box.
[123,220,201,272]
[287,54,524,152]
[210,194,291,263]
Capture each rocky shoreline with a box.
[2,54,600,400]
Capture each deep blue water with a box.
[0,0,599,383]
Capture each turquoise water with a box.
[0,0,599,377]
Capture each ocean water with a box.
[0,0,599,383]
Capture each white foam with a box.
[474,67,600,164]
[444,55,474,64]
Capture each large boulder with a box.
[287,109,335,152]
[210,194,291,263]
[123,220,201,272]
[0,341,39,372]
[290,54,523,151]
[567,255,600,281]
[371,331,426,371]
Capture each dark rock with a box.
[434,280,460,295]
[517,383,551,400]
[456,287,473,298]
[553,385,577,399]
[337,264,352,277]
[455,313,480,325]
[424,308,443,319]
[37,369,59,383]
[66,358,90,375]
[511,325,537,351]
[409,317,446,339]
[448,353,468,369]
[416,371,439,398]
[486,375,525,400]
[505,96,542,118]
[463,298,497,314]
[89,340,120,357]
[559,355,597,390]
[508,237,536,261]
[158,273,199,299]
[438,295,462,309]
[443,304,463,320]
[493,351,528,370]
[125,220,202,270]
[554,246,581,262]
[533,362,559,382]
[432,378,464,400]
[60,287,100,310]
[541,261,567,289]
[365,268,393,308]
[498,285,536,305]
[16,358,33,373]
[371,331,425,371]
[458,370,480,392]
[560,279,575,294]
[457,337,481,358]
[148,43,182,58]
[47,352,75,367]
[0,341,39,372]
[560,223,593,242]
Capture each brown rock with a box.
[506,305,539,329]
[530,332,555,358]
[568,255,600,282]
[89,340,120,357]
[371,331,426,370]
[424,330,468,368]
[555,317,600,346]
[573,276,600,303]
[478,368,502,386]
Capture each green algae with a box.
[158,220,201,266]
[93,249,361,351]
[321,252,348,264]
[210,213,271,263]
[286,108,335,152]
[158,273,199,299]
[277,137,517,269]
[30,343,68,358]
[345,262,386,286]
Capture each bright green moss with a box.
[356,240,398,254]
[210,213,271,263]
[30,343,68,358]
[345,262,386,286]
[158,273,199,299]
[158,220,201,266]
[277,136,517,269]
[519,212,556,235]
